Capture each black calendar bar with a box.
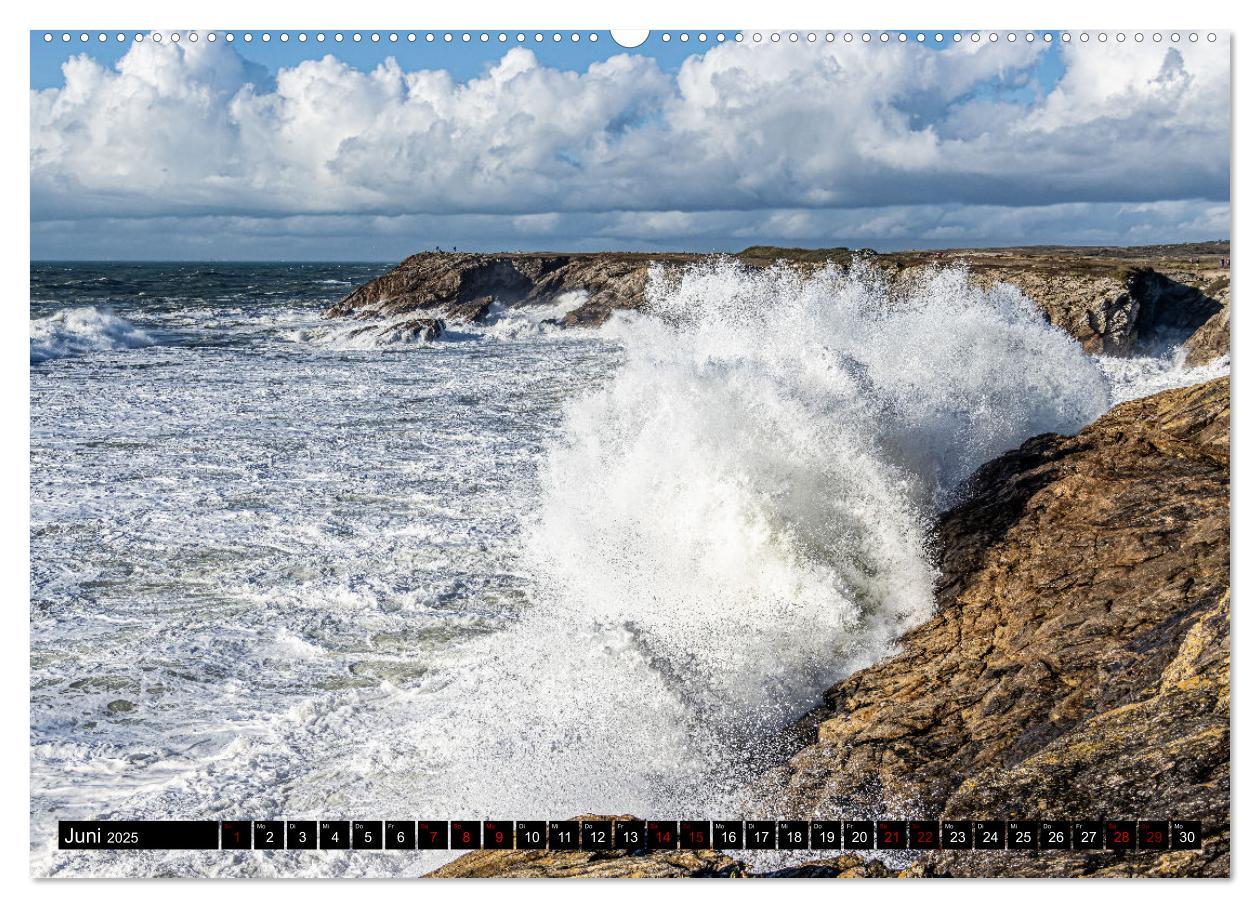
[56,819,1203,851]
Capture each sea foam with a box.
[30,306,155,363]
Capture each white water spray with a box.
[365,260,1111,821]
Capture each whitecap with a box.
[30,307,155,363]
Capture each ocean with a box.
[29,260,1228,877]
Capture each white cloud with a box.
[30,36,1230,253]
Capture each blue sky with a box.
[29,30,1228,260]
[31,28,1070,91]
[30,29,736,88]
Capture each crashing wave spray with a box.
[356,261,1111,824]
[30,306,155,363]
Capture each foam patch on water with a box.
[30,307,155,363]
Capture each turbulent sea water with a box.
[29,260,1228,877]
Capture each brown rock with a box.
[424,816,897,878]
[759,854,896,878]
[1184,283,1230,365]
[426,816,746,878]
[967,266,1223,355]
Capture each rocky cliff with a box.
[425,376,1230,879]
[327,245,1229,358]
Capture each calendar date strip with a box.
[58,819,1202,852]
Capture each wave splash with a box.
[30,306,155,363]
[368,260,1112,823]
[1100,346,1230,406]
[293,290,592,349]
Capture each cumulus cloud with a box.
[29,35,1230,254]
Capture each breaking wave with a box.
[30,307,155,363]
[366,261,1112,823]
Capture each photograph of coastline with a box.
[29,28,1230,878]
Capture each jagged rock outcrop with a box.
[1125,267,1226,348]
[428,842,901,878]
[325,252,681,328]
[327,246,1229,359]
[969,269,1139,355]
[429,378,1229,878]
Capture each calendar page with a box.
[28,22,1231,880]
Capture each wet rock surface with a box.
[429,843,746,878]
[429,846,904,879]
[425,816,893,878]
